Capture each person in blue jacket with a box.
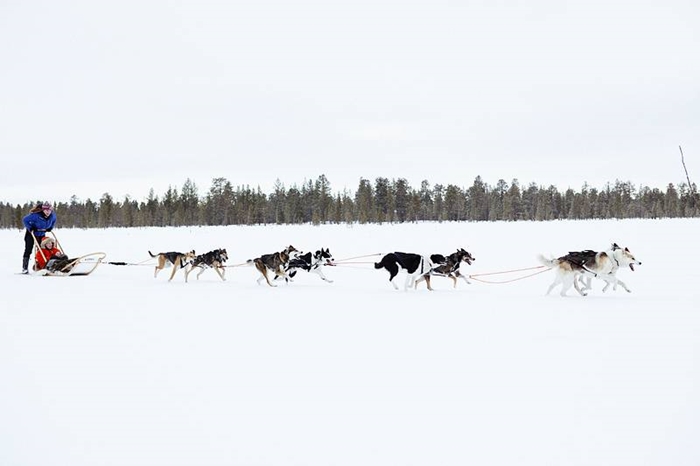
[22,201,57,274]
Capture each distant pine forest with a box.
[1,175,698,229]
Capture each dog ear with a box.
[624,247,629,252]
[612,243,620,250]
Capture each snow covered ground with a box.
[1,218,699,466]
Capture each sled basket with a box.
[36,252,107,277]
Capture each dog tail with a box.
[148,250,158,258]
[537,254,557,267]
[374,253,390,269]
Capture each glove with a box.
[46,228,52,232]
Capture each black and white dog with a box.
[276,247,335,283]
[185,248,228,282]
[374,252,433,290]
[414,248,476,290]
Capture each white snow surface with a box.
[1,219,699,466]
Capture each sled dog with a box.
[276,247,335,283]
[248,245,299,287]
[148,250,196,281]
[374,251,433,290]
[538,243,641,296]
[185,248,228,282]
[414,248,476,290]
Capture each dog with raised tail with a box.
[148,250,196,282]
[374,252,433,291]
[538,243,641,296]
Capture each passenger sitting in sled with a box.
[34,237,74,273]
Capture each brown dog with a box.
[248,245,299,287]
[148,250,196,281]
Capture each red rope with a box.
[469,265,547,277]
[468,265,550,284]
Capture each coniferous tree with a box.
[393,178,409,223]
[444,184,465,221]
[503,179,522,221]
[98,193,114,228]
[418,180,433,221]
[468,176,488,221]
[355,178,373,224]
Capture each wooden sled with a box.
[35,252,107,277]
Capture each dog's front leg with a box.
[403,274,414,291]
[413,275,426,289]
[456,271,471,285]
[168,262,179,282]
[573,274,587,296]
[579,275,592,293]
[615,278,631,293]
[316,268,333,283]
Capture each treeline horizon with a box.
[1,175,698,229]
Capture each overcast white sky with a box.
[1,0,698,204]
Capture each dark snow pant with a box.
[47,257,74,273]
[22,230,41,271]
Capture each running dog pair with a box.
[149,248,228,282]
[374,248,475,291]
[538,243,641,296]
[279,248,335,284]
[186,248,228,282]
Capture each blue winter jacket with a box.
[23,211,57,238]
